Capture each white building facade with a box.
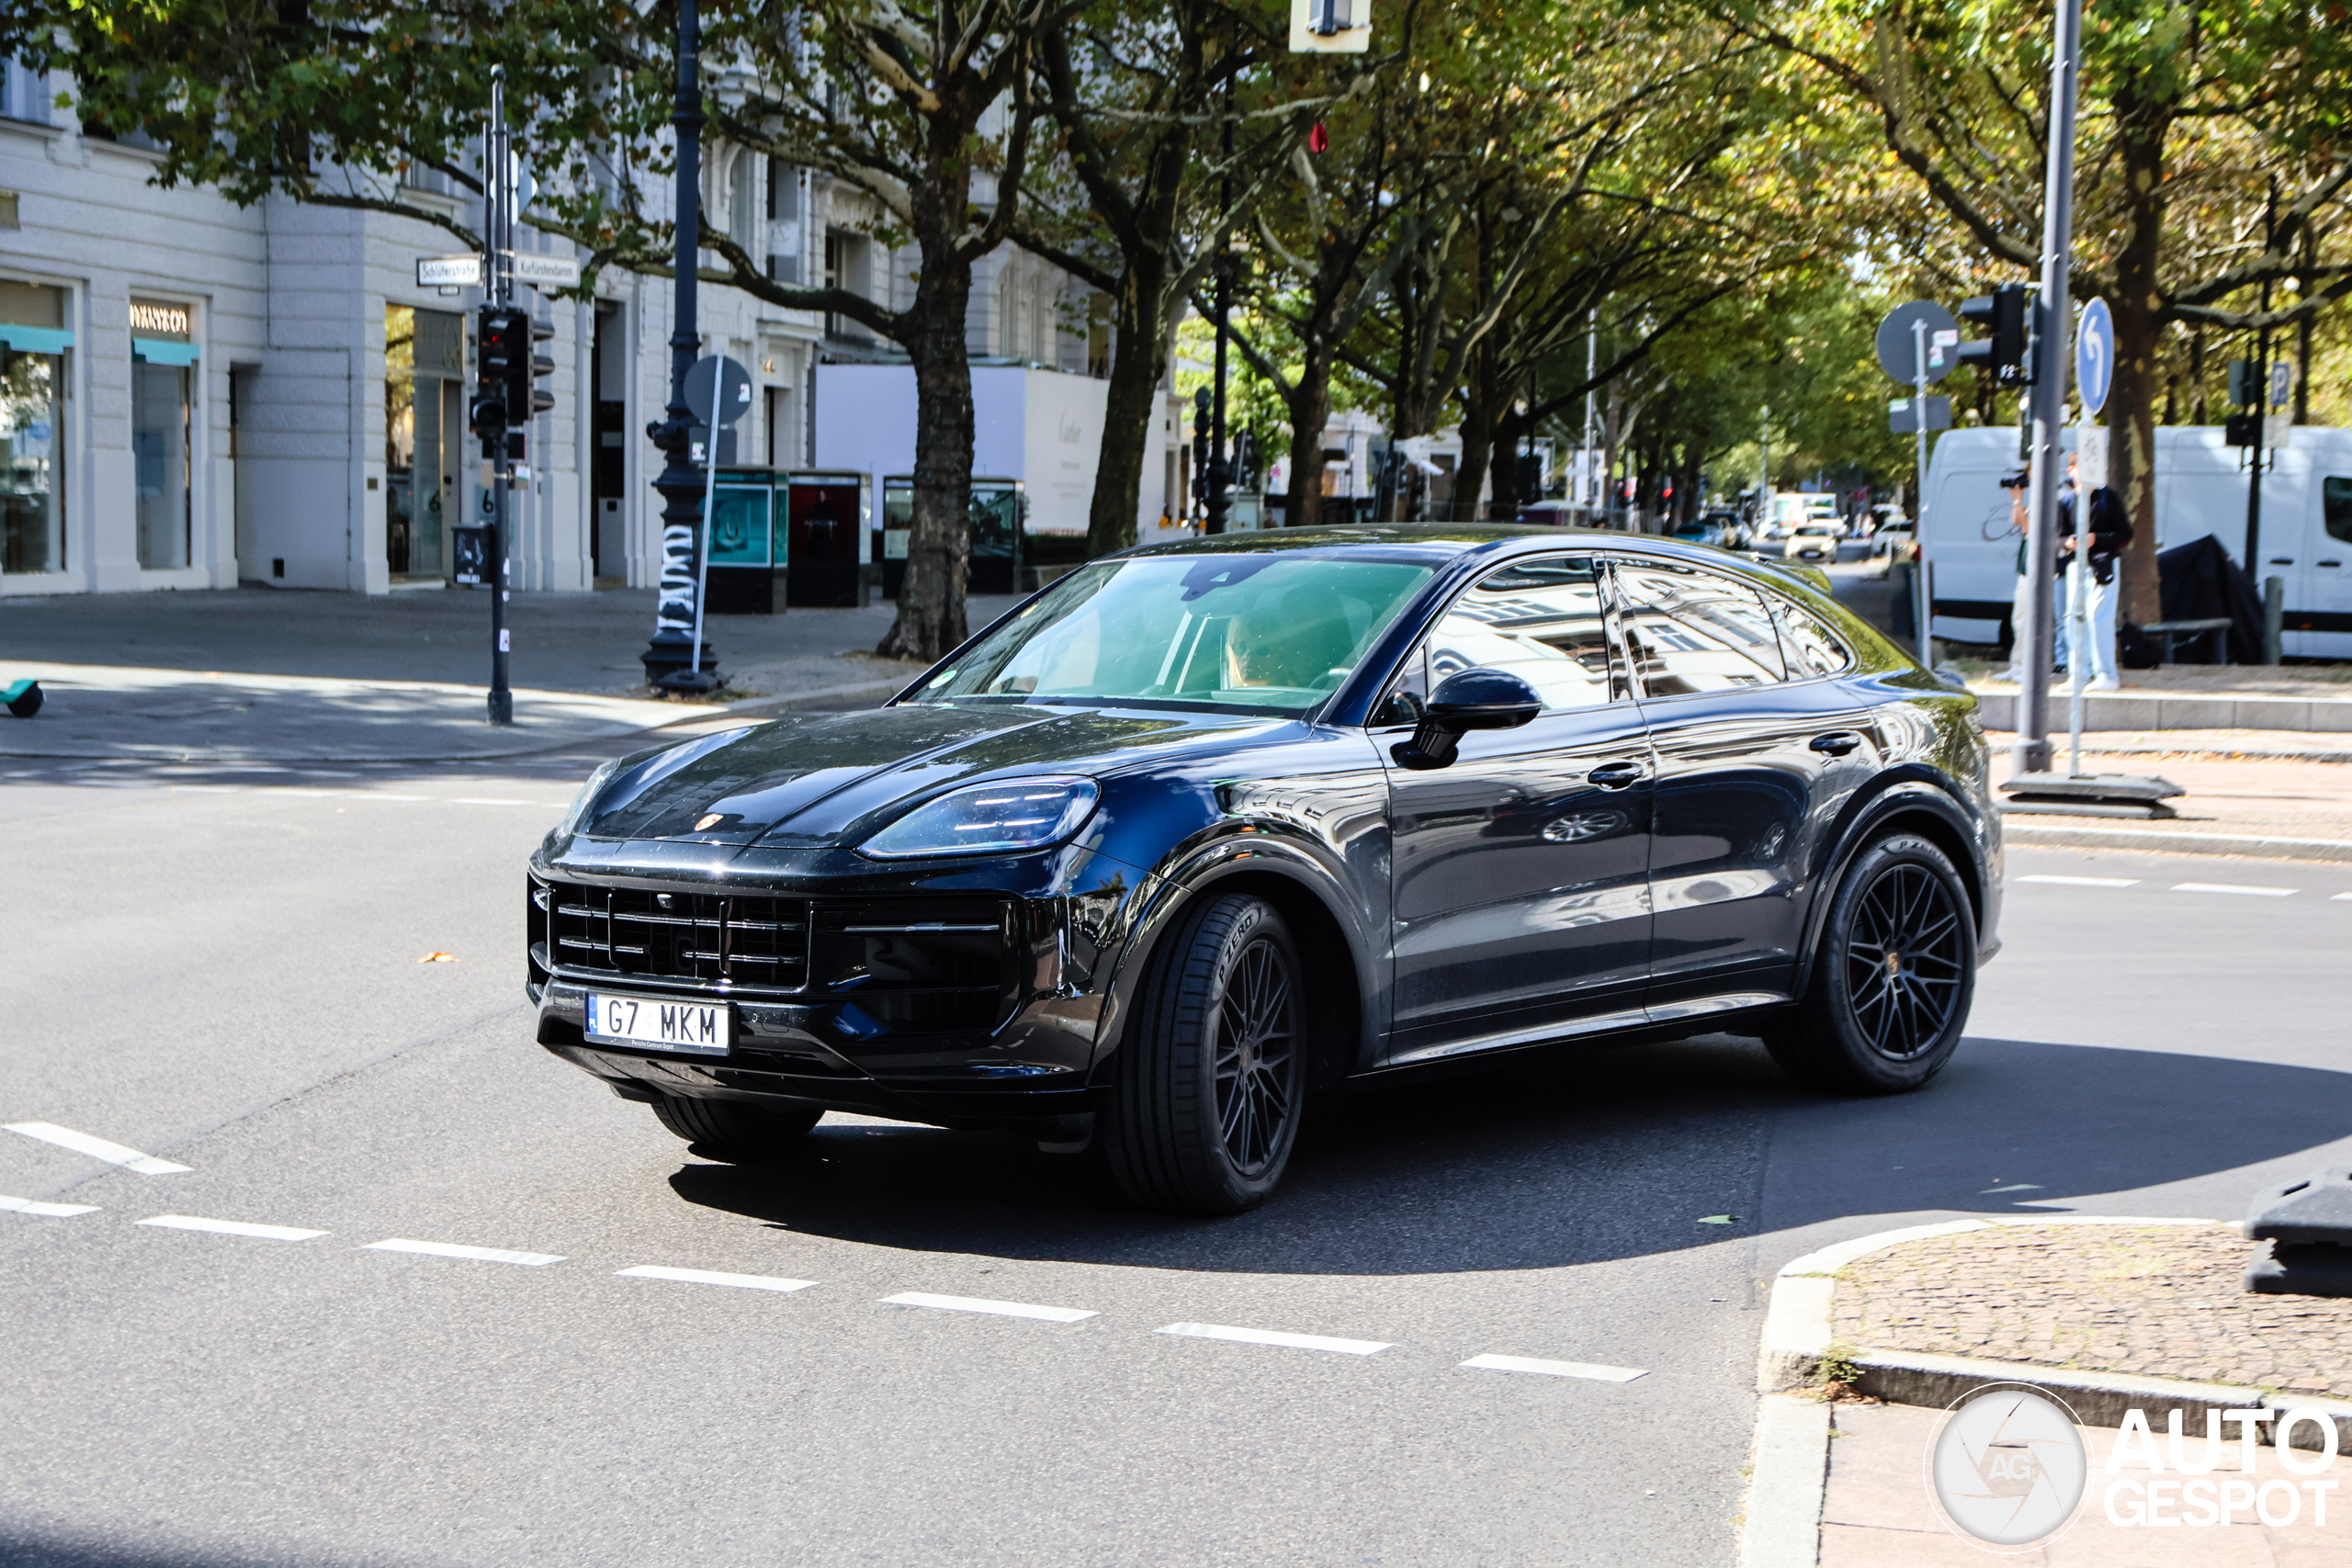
[0,63,1165,600]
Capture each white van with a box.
[1921,425,2352,657]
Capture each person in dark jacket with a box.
[2006,451,2133,688]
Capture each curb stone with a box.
[1738,1215,2352,1568]
[2004,822,2352,863]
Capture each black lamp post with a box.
[640,0,717,690]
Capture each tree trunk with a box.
[2108,101,2167,628]
[877,243,977,662]
[1087,252,1173,557]
[1282,342,1332,531]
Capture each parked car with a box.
[1670,519,1727,547]
[1872,518,1917,558]
[528,526,2001,1213]
[1783,522,1844,562]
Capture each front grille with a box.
[540,881,810,990]
[535,880,1019,1032]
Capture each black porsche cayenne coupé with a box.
[527,525,2001,1213]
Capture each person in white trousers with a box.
[2005,454,2132,690]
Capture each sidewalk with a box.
[1984,734,2352,863]
[0,586,1007,762]
[1746,1221,2352,1564]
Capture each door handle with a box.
[1809,731,1863,757]
[1586,760,1645,789]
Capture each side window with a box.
[1611,560,1786,697]
[1770,592,1856,679]
[1424,556,1621,712]
[2324,477,2352,545]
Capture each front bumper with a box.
[526,848,1136,1129]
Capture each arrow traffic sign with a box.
[2075,297,2115,417]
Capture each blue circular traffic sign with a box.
[2075,298,2115,417]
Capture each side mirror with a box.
[1390,668,1542,771]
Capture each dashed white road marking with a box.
[2173,882,2296,897]
[447,797,537,807]
[619,1265,818,1293]
[0,1194,99,1218]
[4,1122,190,1175]
[140,1214,327,1242]
[2335,892,2352,902]
[2017,874,2140,887]
[364,1238,565,1267]
[1459,1353,1647,1382]
[882,1291,1097,1324]
[1156,1322,1391,1356]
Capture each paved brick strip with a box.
[1833,1221,2352,1399]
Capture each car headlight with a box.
[858,775,1100,860]
[557,757,626,838]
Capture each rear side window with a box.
[2325,477,2352,545]
[1770,593,1855,678]
[1611,560,1786,697]
[1425,556,1623,712]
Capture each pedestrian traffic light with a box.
[1956,284,2028,387]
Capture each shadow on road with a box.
[664,1032,2352,1273]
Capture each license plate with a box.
[584,992,730,1056]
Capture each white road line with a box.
[1155,1322,1391,1356]
[2173,882,2297,897]
[140,1214,327,1242]
[359,794,436,802]
[3,1122,190,1175]
[1459,1353,1648,1382]
[618,1265,818,1293]
[882,1291,1097,1324]
[364,1238,564,1267]
[2335,893,2352,902]
[2017,874,2140,887]
[0,1194,99,1218]
[447,797,536,807]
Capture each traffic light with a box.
[2226,358,2256,408]
[1956,283,2028,387]
[472,305,527,447]
[524,317,556,417]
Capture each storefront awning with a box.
[0,323,73,355]
[132,339,200,367]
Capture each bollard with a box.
[2264,575,2284,666]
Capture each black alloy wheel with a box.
[1105,892,1307,1214]
[649,1094,822,1162]
[1765,832,1976,1094]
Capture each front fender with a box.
[1083,824,1386,1090]
[1792,771,2001,999]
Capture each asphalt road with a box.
[5,736,2349,1567]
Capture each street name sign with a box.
[416,255,484,288]
[511,253,582,288]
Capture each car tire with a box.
[1765,833,1976,1095]
[649,1094,822,1161]
[1104,892,1306,1215]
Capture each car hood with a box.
[574,702,1283,848]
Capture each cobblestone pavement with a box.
[1834,1223,2352,1398]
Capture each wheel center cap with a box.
[1884,950,1905,977]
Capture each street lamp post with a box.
[639,0,716,691]
[485,69,514,725]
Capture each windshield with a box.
[910,553,1434,716]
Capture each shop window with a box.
[131,298,196,570]
[1,280,69,574]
